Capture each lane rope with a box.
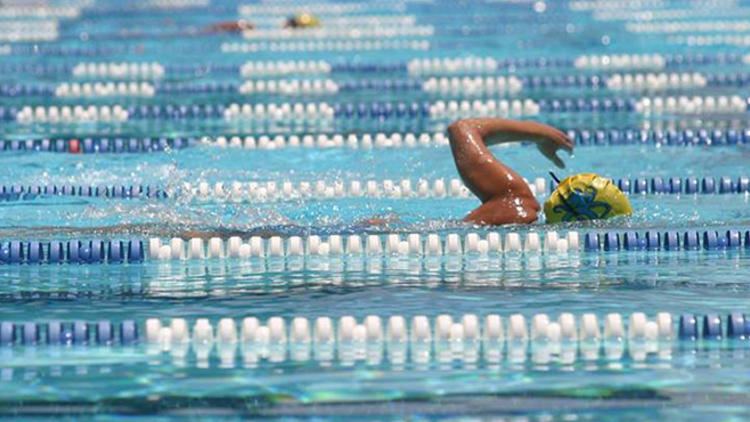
[1,312,746,350]
[4,128,750,153]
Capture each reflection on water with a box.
[0,340,747,401]
[0,251,748,299]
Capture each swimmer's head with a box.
[544,172,633,223]
[285,12,320,28]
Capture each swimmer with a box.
[204,19,254,34]
[284,12,320,29]
[448,118,632,225]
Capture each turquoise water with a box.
[1,0,750,420]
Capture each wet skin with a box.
[204,20,254,34]
[448,118,574,225]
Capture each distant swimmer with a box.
[204,19,254,34]
[448,118,632,225]
[284,12,320,29]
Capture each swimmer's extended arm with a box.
[204,20,253,33]
[448,118,573,225]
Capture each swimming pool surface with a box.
[1,0,749,420]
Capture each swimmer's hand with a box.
[476,119,573,168]
[528,124,574,169]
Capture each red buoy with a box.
[69,139,81,154]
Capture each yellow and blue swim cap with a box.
[544,173,633,223]
[287,13,320,28]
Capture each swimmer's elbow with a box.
[448,119,473,144]
[448,119,463,132]
[448,119,469,134]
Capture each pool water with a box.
[1,0,750,420]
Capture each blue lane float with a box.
[0,240,143,264]
[703,314,723,340]
[679,314,698,340]
[0,185,167,201]
[578,176,749,195]
[586,230,748,252]
[728,312,748,339]
[0,320,138,346]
